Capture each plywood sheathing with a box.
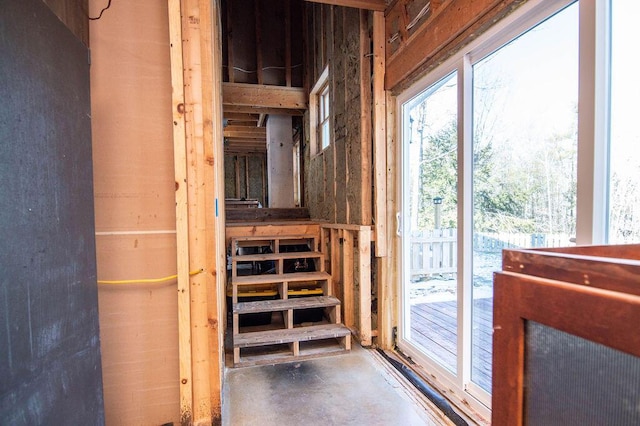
[89,0,180,423]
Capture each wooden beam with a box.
[385,0,522,92]
[372,11,387,257]
[167,0,193,421]
[305,0,386,12]
[223,104,305,116]
[223,125,267,139]
[223,82,307,109]
[224,112,259,121]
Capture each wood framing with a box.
[372,10,387,257]
[385,0,525,92]
[168,0,193,422]
[223,82,307,109]
[169,0,225,424]
[305,0,386,12]
[359,10,373,227]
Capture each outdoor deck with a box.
[409,297,493,392]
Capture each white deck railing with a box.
[409,229,572,278]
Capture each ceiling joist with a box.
[304,0,386,12]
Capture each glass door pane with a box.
[403,72,458,373]
[471,3,579,393]
[608,1,640,243]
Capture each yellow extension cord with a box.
[97,268,204,285]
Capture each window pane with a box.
[608,2,640,243]
[403,71,458,374]
[321,121,330,149]
[472,3,578,393]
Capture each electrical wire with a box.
[89,0,113,20]
[98,268,203,285]
[226,64,303,74]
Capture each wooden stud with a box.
[343,230,355,330]
[182,0,213,420]
[255,0,263,85]
[244,156,250,199]
[210,70,227,389]
[235,156,241,198]
[378,91,397,349]
[168,0,193,421]
[358,227,372,346]
[359,10,373,227]
[226,0,234,83]
[285,0,292,87]
[372,11,387,257]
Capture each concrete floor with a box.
[222,344,449,425]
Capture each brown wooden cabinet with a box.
[492,244,640,425]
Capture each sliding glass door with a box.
[402,72,459,374]
[398,0,580,414]
[470,5,579,392]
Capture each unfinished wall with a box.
[224,153,267,206]
[89,0,180,424]
[304,4,372,226]
[1,0,104,423]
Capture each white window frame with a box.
[310,66,331,156]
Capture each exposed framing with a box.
[168,0,225,423]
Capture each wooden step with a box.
[234,295,340,314]
[232,251,323,262]
[232,271,330,286]
[234,323,351,348]
[231,234,316,243]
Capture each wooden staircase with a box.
[229,233,351,367]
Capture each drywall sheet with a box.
[89,0,180,423]
[0,0,104,423]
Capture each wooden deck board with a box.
[409,297,493,391]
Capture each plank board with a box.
[234,323,351,347]
[234,295,341,314]
[232,271,331,286]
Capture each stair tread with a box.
[234,295,340,314]
[231,234,317,242]
[234,323,351,348]
[232,251,323,262]
[232,271,330,285]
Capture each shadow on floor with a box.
[222,344,447,425]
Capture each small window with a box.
[310,66,330,155]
